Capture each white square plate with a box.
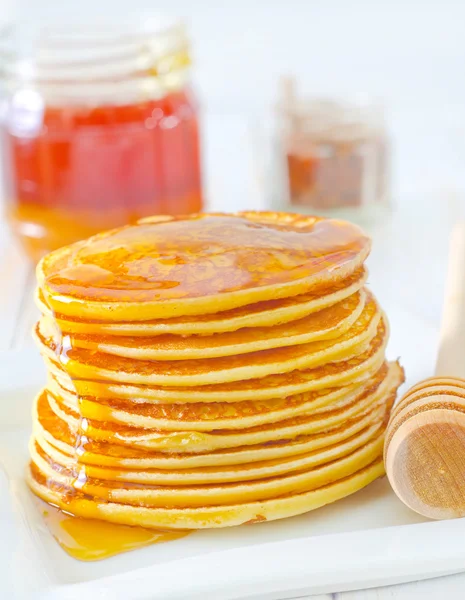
[1,298,464,600]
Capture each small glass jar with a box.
[0,19,203,261]
[275,80,389,224]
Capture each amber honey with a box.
[28,211,403,555]
[37,500,189,561]
[41,214,369,303]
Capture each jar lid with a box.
[0,17,191,104]
[277,78,385,144]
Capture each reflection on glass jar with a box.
[0,19,203,261]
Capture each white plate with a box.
[1,301,462,600]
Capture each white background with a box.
[6,0,465,204]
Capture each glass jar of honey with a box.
[275,79,390,225]
[0,19,203,261]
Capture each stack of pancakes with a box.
[28,212,404,529]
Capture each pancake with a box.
[33,297,382,386]
[48,290,366,360]
[37,212,371,321]
[34,363,401,455]
[44,382,390,453]
[45,368,371,430]
[34,399,392,469]
[31,432,385,507]
[27,458,385,530]
[31,420,385,485]
[35,267,368,337]
[47,362,399,432]
[45,317,388,403]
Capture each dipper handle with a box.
[435,222,465,377]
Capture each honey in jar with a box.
[0,19,203,261]
[275,79,389,224]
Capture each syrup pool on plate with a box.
[36,499,190,561]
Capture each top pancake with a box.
[37,212,370,321]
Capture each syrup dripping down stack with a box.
[28,212,404,530]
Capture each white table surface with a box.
[1,114,464,599]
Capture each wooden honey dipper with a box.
[384,222,465,519]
